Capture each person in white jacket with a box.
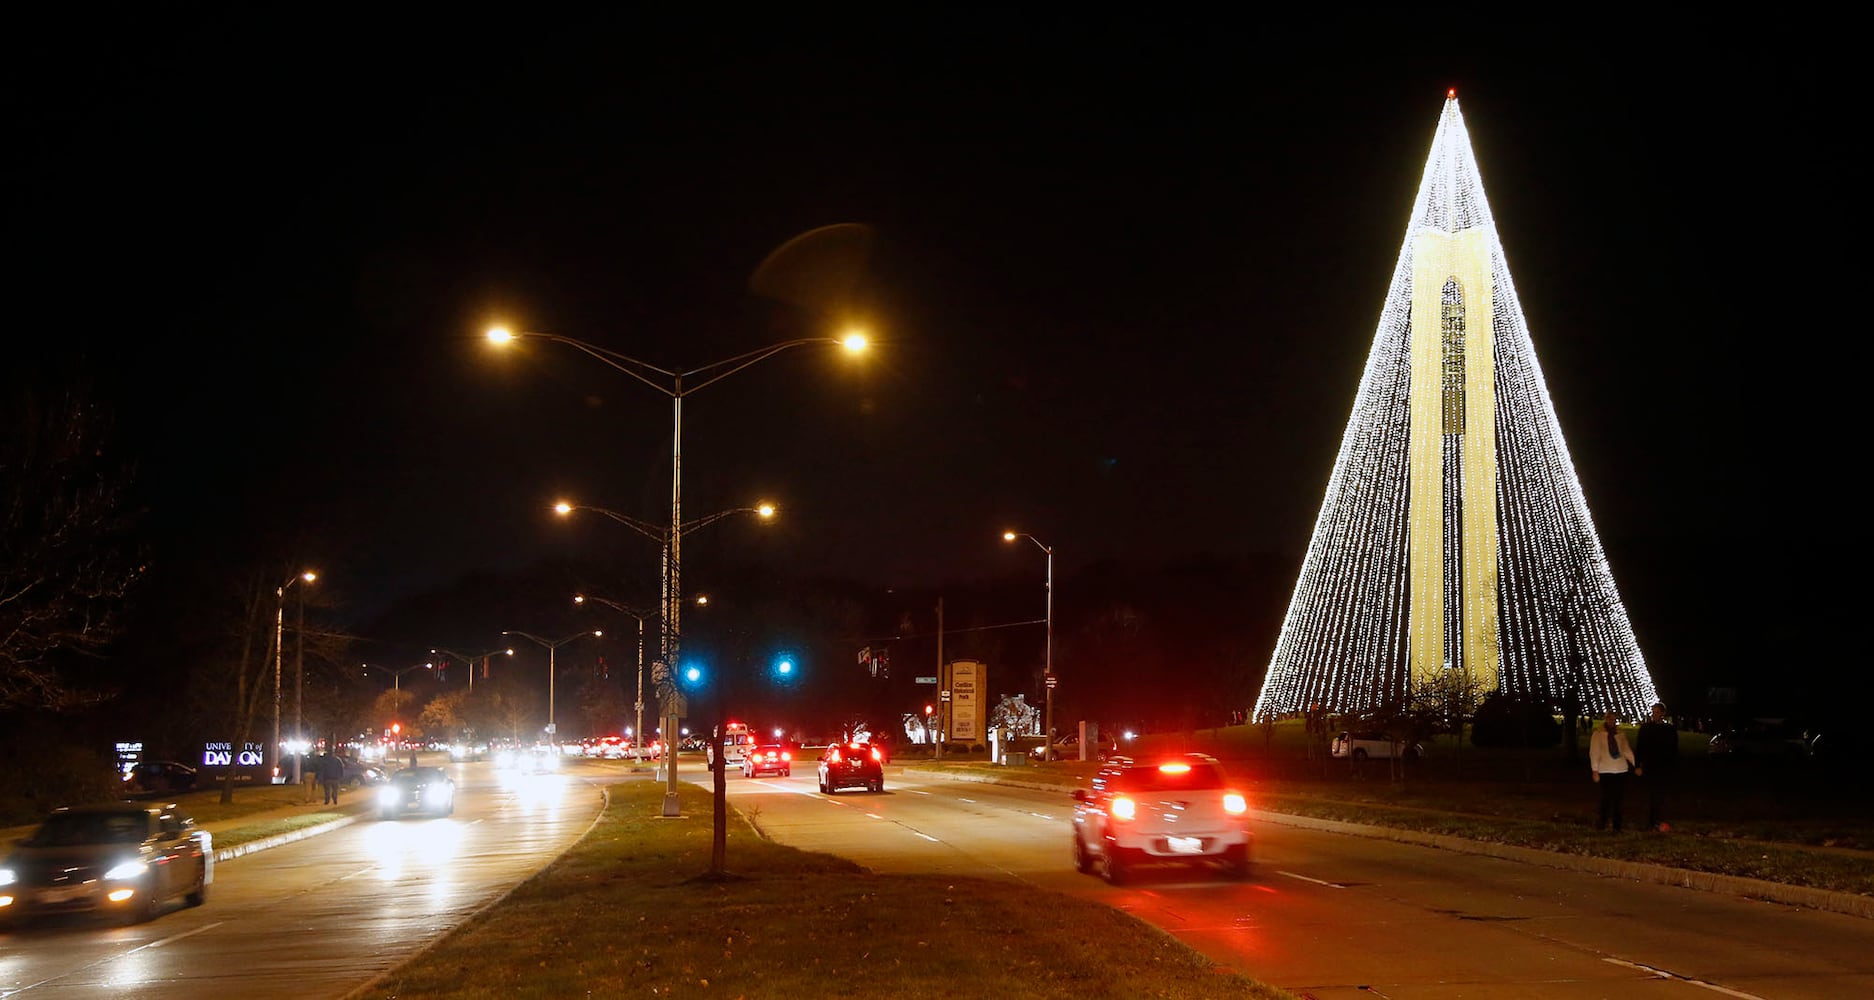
[1588,711,1642,831]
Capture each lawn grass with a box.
[357,778,1291,1000]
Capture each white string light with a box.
[1254,95,1660,722]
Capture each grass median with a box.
[355,777,1290,1000]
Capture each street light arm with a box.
[511,331,682,394]
[678,338,845,394]
[679,506,769,535]
[561,503,668,543]
[575,594,659,622]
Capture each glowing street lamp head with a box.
[756,503,777,519]
[487,326,515,344]
[553,501,573,516]
[302,571,318,583]
[1002,530,1018,542]
[573,594,586,604]
[841,331,868,353]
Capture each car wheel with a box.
[782,768,791,777]
[1352,748,1369,761]
[185,862,209,907]
[1223,844,1252,880]
[1101,846,1130,885]
[871,779,883,793]
[1073,835,1094,874]
[131,885,163,924]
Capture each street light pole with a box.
[1003,531,1054,760]
[493,324,865,818]
[274,570,315,785]
[502,629,602,744]
[573,595,655,762]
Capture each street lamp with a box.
[275,570,316,785]
[362,661,433,699]
[574,594,656,764]
[431,646,514,692]
[1003,530,1054,761]
[502,629,602,744]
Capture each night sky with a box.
[7,14,1854,713]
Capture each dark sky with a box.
[7,14,1852,697]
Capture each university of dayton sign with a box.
[201,741,268,770]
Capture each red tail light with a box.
[1223,792,1247,815]
[780,751,791,761]
[1110,795,1136,821]
[870,747,882,762]
[829,748,842,763]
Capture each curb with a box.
[213,812,367,863]
[912,767,1874,921]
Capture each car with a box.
[122,760,200,795]
[1070,753,1251,885]
[1708,723,1810,759]
[742,745,792,778]
[515,744,559,773]
[1330,730,1423,761]
[817,742,884,794]
[0,802,211,926]
[376,767,457,819]
[1030,734,1119,762]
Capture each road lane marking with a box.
[4,921,226,994]
[1602,958,1767,999]
[1275,870,1348,888]
[915,832,940,842]
[958,797,976,803]
[866,813,884,819]
[146,921,224,949]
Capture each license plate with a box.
[1167,836,1203,854]
[39,885,89,903]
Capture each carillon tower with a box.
[1253,92,1658,720]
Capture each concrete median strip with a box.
[212,813,365,863]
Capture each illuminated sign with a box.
[201,741,268,768]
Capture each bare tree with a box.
[0,385,143,710]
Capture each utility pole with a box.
[935,597,944,760]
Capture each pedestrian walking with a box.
[318,751,344,805]
[1636,702,1678,832]
[1589,711,1641,830]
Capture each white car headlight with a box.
[0,867,15,887]
[104,859,149,880]
[378,786,400,805]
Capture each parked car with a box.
[1708,723,1810,759]
[0,802,211,925]
[1330,731,1423,761]
[376,767,456,819]
[1030,734,1119,762]
[817,742,884,794]
[122,760,200,795]
[742,745,792,778]
[1070,753,1251,884]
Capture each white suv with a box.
[1070,754,1251,884]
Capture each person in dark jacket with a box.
[1635,702,1678,832]
[317,752,345,805]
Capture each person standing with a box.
[1588,711,1641,831]
[1636,702,1678,832]
[318,751,344,805]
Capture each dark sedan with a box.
[376,767,456,819]
[817,742,883,794]
[0,802,211,926]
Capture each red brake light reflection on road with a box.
[1111,796,1136,820]
[1158,762,1191,773]
[1224,792,1247,815]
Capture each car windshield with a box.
[393,768,442,786]
[31,811,148,846]
[1111,763,1228,793]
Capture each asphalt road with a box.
[721,765,1874,1000]
[0,762,602,999]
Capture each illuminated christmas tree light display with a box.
[1253,93,1660,721]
